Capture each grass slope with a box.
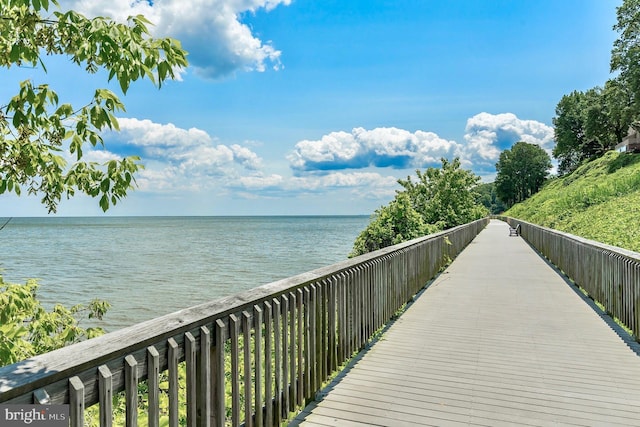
[506,151,640,252]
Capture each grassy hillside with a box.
[505,151,640,252]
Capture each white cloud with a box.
[96,118,401,204]
[288,127,461,173]
[105,118,264,192]
[81,149,122,163]
[86,113,555,209]
[230,144,263,170]
[61,0,290,79]
[462,112,554,173]
[234,171,399,200]
[237,174,285,189]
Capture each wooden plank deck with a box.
[291,220,640,426]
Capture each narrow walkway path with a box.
[292,220,640,426]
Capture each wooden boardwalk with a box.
[292,220,640,426]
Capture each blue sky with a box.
[1,0,620,216]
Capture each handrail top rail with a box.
[496,216,640,261]
[0,218,488,400]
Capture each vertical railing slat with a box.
[296,288,304,407]
[253,306,263,427]
[273,298,282,426]
[125,355,138,427]
[199,326,211,427]
[69,376,84,427]
[167,338,179,427]
[185,332,197,427]
[328,277,337,373]
[263,302,273,426]
[288,291,297,412]
[315,283,323,390]
[147,346,160,427]
[281,295,290,417]
[304,287,312,400]
[229,314,241,427]
[242,312,253,427]
[98,365,113,427]
[337,273,346,365]
[309,284,317,395]
[213,320,226,427]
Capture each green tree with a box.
[495,142,552,207]
[398,158,487,229]
[350,158,487,257]
[0,277,110,366]
[552,80,632,175]
[611,0,640,122]
[552,90,587,174]
[350,192,435,257]
[475,182,506,214]
[1,0,188,212]
[601,78,635,143]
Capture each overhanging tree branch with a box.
[0,0,188,212]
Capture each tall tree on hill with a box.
[612,0,640,122]
[553,90,587,175]
[495,142,551,207]
[552,79,633,175]
[0,0,188,213]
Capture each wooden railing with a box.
[497,216,640,341]
[0,218,489,426]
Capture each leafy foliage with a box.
[611,0,640,123]
[0,0,188,212]
[506,151,640,252]
[495,141,552,207]
[350,158,487,257]
[398,158,487,229]
[350,192,436,257]
[475,182,506,214]
[0,276,110,366]
[552,81,633,175]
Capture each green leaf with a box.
[99,194,109,211]
[100,178,110,193]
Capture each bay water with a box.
[0,216,369,332]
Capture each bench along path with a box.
[292,220,640,426]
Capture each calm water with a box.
[0,216,369,331]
